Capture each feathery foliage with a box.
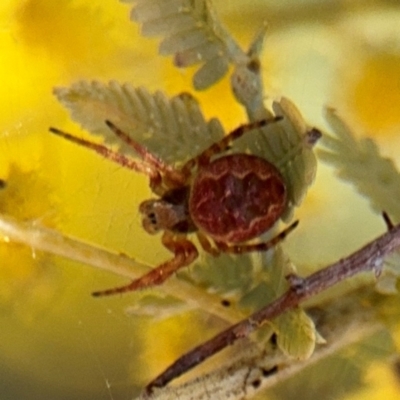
[319,108,400,220]
[122,0,245,90]
[54,81,225,165]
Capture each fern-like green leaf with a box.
[123,0,244,89]
[318,108,400,219]
[53,80,225,165]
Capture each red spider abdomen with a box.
[189,154,286,243]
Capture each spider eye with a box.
[148,212,157,224]
[139,200,161,234]
[142,210,161,234]
[147,212,159,227]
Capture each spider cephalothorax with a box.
[50,117,297,296]
[139,186,195,234]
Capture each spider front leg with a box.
[105,121,187,187]
[181,116,282,173]
[92,232,198,296]
[50,123,187,195]
[196,231,220,257]
[215,220,299,254]
[49,126,165,193]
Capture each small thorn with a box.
[382,211,394,230]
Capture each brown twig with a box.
[145,219,400,395]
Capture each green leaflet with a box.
[124,0,244,89]
[272,308,318,360]
[319,108,400,219]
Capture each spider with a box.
[49,116,298,296]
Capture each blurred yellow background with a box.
[1,1,400,399]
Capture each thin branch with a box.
[145,220,400,393]
[0,213,243,323]
[137,288,381,400]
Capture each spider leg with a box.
[196,231,220,257]
[181,116,282,173]
[105,121,187,186]
[214,220,298,254]
[49,127,161,180]
[92,232,198,296]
